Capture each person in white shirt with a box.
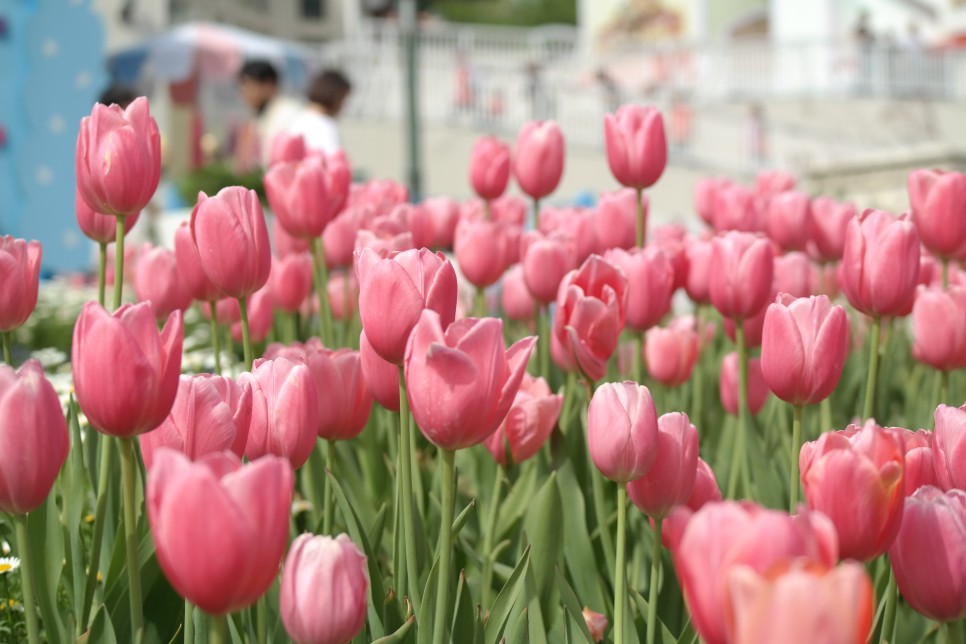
[287,69,352,155]
[238,60,303,167]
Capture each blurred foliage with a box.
[177,163,266,208]
[429,0,577,26]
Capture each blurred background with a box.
[2,0,966,272]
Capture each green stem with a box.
[311,238,334,347]
[81,437,113,630]
[635,187,645,247]
[97,242,107,307]
[614,485,628,644]
[113,215,126,310]
[789,405,803,512]
[941,370,951,408]
[323,440,335,534]
[119,437,143,639]
[863,316,882,421]
[238,296,253,370]
[257,597,267,644]
[475,287,487,318]
[483,199,492,221]
[480,469,504,610]
[646,516,662,644]
[184,601,194,644]
[691,307,705,429]
[1,332,10,365]
[943,258,950,289]
[398,366,421,611]
[881,566,898,644]
[538,305,550,385]
[560,371,577,433]
[208,613,228,644]
[286,312,298,344]
[591,457,616,578]
[532,198,541,231]
[13,515,40,644]
[819,397,832,440]
[726,323,751,499]
[432,449,456,644]
[208,302,222,375]
[635,332,644,384]
[944,621,965,644]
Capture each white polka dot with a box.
[75,71,92,89]
[49,116,65,133]
[62,230,79,247]
[36,166,53,185]
[41,39,59,57]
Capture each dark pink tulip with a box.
[484,373,562,466]
[231,286,274,344]
[269,253,314,313]
[774,251,815,298]
[359,331,400,411]
[469,135,511,200]
[0,236,41,332]
[603,105,667,190]
[588,381,658,483]
[684,238,712,304]
[595,189,642,252]
[135,245,192,320]
[268,131,306,166]
[714,183,763,232]
[273,215,311,258]
[551,254,628,382]
[754,170,796,200]
[501,264,536,323]
[514,120,565,200]
[604,246,674,332]
[627,412,699,519]
[356,247,458,364]
[405,310,535,450]
[889,486,966,622]
[645,321,699,387]
[709,232,775,321]
[840,209,920,318]
[424,197,461,248]
[761,294,848,406]
[808,197,855,262]
[75,96,161,216]
[241,357,318,469]
[75,187,140,245]
[327,271,358,322]
[0,361,69,514]
[191,187,272,299]
[73,302,183,438]
[454,218,518,289]
[140,374,252,470]
[766,191,810,251]
[720,353,769,416]
[910,170,966,259]
[280,533,368,644]
[935,403,966,491]
[174,224,222,303]
[889,427,938,497]
[147,449,293,615]
[521,230,576,304]
[800,421,905,561]
[912,287,966,372]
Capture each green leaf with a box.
[555,461,608,612]
[372,616,415,644]
[484,546,531,644]
[496,461,537,538]
[505,605,529,644]
[523,472,562,617]
[554,567,595,644]
[452,570,477,644]
[451,499,476,540]
[27,495,66,641]
[629,587,676,644]
[415,554,440,644]
[87,605,118,644]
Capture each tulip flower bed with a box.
[2,97,966,644]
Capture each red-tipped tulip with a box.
[514,121,564,200]
[587,381,658,483]
[627,412,699,519]
[0,236,41,332]
[603,105,667,190]
[484,373,562,466]
[469,136,511,201]
[709,232,774,321]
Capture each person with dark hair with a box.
[238,59,302,165]
[98,84,139,109]
[288,69,352,154]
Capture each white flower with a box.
[0,541,9,555]
[0,557,21,575]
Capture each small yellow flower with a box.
[8,599,17,608]
[96,572,103,582]
[85,514,95,523]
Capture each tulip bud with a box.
[766,191,811,252]
[469,136,511,201]
[808,197,855,263]
[644,321,699,387]
[587,381,659,483]
[603,105,667,190]
[135,245,193,320]
[454,218,519,289]
[604,246,674,332]
[595,189,642,252]
[514,120,565,200]
[521,230,577,304]
[0,237,42,333]
[912,287,966,372]
[269,253,314,313]
[709,232,774,321]
[501,264,536,323]
[627,412,699,519]
[909,170,966,259]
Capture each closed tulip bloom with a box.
[268,132,305,166]
[767,191,811,252]
[405,310,535,450]
[76,187,140,244]
[755,170,796,199]
[889,427,938,497]
[174,224,222,302]
[808,197,855,263]
[627,412,699,519]
[454,218,518,289]
[761,294,848,406]
[889,486,966,622]
[604,246,674,332]
[714,184,763,233]
[684,239,713,304]
[387,203,435,250]
[645,322,699,387]
[0,361,69,514]
[841,209,920,318]
[75,96,161,216]
[912,287,966,372]
[694,178,728,227]
[356,247,458,364]
[720,353,769,416]
[501,264,536,323]
[135,245,192,320]
[800,421,905,561]
[147,449,293,615]
[281,533,368,644]
[514,120,565,200]
[359,331,400,411]
[273,215,312,258]
[652,224,690,291]
[264,158,339,239]
[423,197,461,248]
[595,189,642,252]
[521,230,576,304]
[327,272,358,322]
[484,373,563,466]
[934,403,966,491]
[661,456,724,550]
[241,357,319,469]
[0,237,42,332]
[774,251,815,298]
[469,136,511,200]
[726,561,873,644]
[551,254,628,382]
[910,170,966,259]
[604,105,667,189]
[191,187,272,299]
[709,232,775,321]
[587,381,659,483]
[73,302,183,437]
[270,253,314,313]
[669,501,839,644]
[140,374,252,470]
[230,287,275,344]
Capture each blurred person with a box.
[238,60,302,166]
[526,61,554,120]
[596,68,622,114]
[746,103,767,167]
[289,69,352,154]
[853,11,876,96]
[452,50,479,120]
[669,92,693,155]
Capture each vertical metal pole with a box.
[400,0,422,202]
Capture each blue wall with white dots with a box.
[0,0,106,273]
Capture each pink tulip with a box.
[191,187,272,299]
[75,187,140,245]
[501,264,536,323]
[889,427,938,497]
[0,237,41,332]
[800,421,905,561]
[268,132,306,166]
[668,501,838,644]
[645,321,699,387]
[327,272,358,322]
[134,245,192,320]
[230,286,274,344]
[489,195,528,227]
[147,449,293,615]
[484,373,562,466]
[0,361,69,514]
[202,297,241,325]
[514,120,565,200]
[265,159,340,239]
[720,353,769,416]
[280,533,368,644]
[626,412,698,518]
[241,357,318,469]
[755,170,796,199]
[603,105,667,189]
[935,403,966,491]
[709,232,775,321]
[350,179,408,215]
[454,218,518,289]
[652,225,690,291]
[595,189,642,252]
[354,227,415,256]
[387,203,435,250]
[551,255,628,382]
[587,381,658,483]
[694,178,728,227]
[140,374,252,470]
[766,191,810,252]
[714,183,764,232]
[174,224,222,303]
[661,457,723,550]
[582,607,607,642]
[405,310,535,450]
[774,251,816,298]
[73,302,182,437]
[840,209,920,318]
[726,561,873,644]
[909,170,966,259]
[521,230,577,304]
[604,246,674,332]
[684,239,712,304]
[760,294,848,406]
[540,207,597,265]
[356,247,458,364]
[889,486,966,622]
[359,331,400,412]
[273,215,312,258]
[424,197,461,248]
[469,136,511,200]
[808,197,855,263]
[269,253,314,313]
[75,96,161,216]
[912,287,966,372]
